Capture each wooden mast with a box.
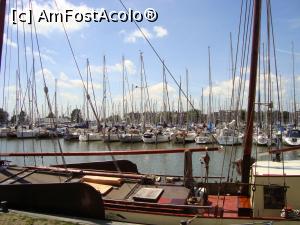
[0,0,6,70]
[241,0,262,195]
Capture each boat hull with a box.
[79,133,102,141]
[0,182,105,219]
[142,134,170,143]
[106,209,299,225]
[283,137,300,146]
[120,134,142,143]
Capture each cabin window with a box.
[264,185,285,209]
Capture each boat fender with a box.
[0,201,8,213]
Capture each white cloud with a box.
[202,72,292,110]
[26,46,56,64]
[59,72,68,81]
[123,27,152,43]
[121,26,168,43]
[59,91,81,103]
[113,82,177,111]
[3,33,17,48]
[36,68,55,83]
[10,0,90,36]
[276,48,300,57]
[89,59,136,75]
[153,26,168,38]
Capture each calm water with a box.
[0,138,299,181]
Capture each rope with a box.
[266,0,287,211]
[30,0,67,170]
[52,0,101,131]
[118,0,198,114]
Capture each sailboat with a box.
[0,0,300,224]
[282,42,300,147]
[213,120,243,146]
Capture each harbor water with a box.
[0,138,299,181]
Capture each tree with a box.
[0,108,9,124]
[18,110,27,124]
[47,112,55,118]
[240,110,246,122]
[70,108,83,123]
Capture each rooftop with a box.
[252,160,300,176]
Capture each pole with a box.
[241,0,262,195]
[0,0,6,70]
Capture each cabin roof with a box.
[252,160,300,176]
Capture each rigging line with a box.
[230,0,244,113]
[141,54,152,121]
[5,19,12,112]
[217,146,227,208]
[51,0,101,131]
[235,0,249,116]
[237,0,252,114]
[15,0,20,120]
[87,59,99,119]
[52,0,101,130]
[240,0,254,112]
[267,0,287,209]
[21,0,31,121]
[268,0,281,126]
[29,0,67,170]
[118,0,197,113]
[1,0,10,110]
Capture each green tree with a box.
[47,112,55,118]
[0,108,9,124]
[10,115,16,124]
[18,110,27,124]
[70,109,83,123]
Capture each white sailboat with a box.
[283,129,300,146]
[142,129,170,143]
[213,126,243,145]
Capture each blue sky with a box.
[1,0,300,118]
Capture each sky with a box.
[1,0,300,119]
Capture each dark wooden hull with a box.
[0,182,105,219]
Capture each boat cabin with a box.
[250,160,300,217]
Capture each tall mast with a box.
[186,69,189,129]
[102,55,106,127]
[241,0,262,195]
[208,46,212,125]
[140,52,145,132]
[122,55,125,121]
[229,33,235,122]
[86,59,89,123]
[55,78,58,124]
[0,0,6,70]
[292,41,297,127]
[201,87,204,122]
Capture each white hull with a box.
[120,134,142,143]
[142,133,170,143]
[79,133,102,142]
[213,134,242,145]
[195,135,212,144]
[283,137,300,146]
[103,134,120,142]
[184,132,197,142]
[16,129,37,138]
[253,135,269,146]
[0,128,9,137]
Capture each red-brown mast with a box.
[241,0,261,195]
[0,0,7,70]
